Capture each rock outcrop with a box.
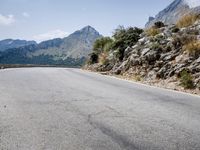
[86,21,200,94]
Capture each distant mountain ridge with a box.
[0,26,102,66]
[145,0,200,28]
[0,39,36,52]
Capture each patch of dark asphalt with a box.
[87,114,142,150]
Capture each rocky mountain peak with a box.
[61,26,102,58]
[145,0,200,28]
[75,25,101,37]
[81,25,95,31]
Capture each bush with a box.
[99,52,109,65]
[93,37,113,54]
[90,26,143,63]
[154,34,165,43]
[154,21,165,28]
[172,34,197,49]
[180,70,194,89]
[103,42,113,52]
[171,27,180,33]
[88,52,98,64]
[146,27,160,37]
[183,40,200,56]
[114,48,124,61]
[177,14,200,28]
[112,26,143,61]
[135,75,142,81]
[150,42,163,51]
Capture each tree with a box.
[93,37,113,54]
[112,26,143,61]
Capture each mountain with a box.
[0,26,101,66]
[145,0,200,28]
[32,26,101,59]
[0,39,36,52]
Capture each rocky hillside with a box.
[146,0,200,28]
[0,26,101,66]
[86,17,200,94]
[31,26,101,60]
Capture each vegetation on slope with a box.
[87,14,200,91]
[88,26,143,64]
[177,14,200,28]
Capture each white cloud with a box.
[0,14,15,26]
[33,29,68,43]
[22,12,30,18]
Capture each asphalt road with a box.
[0,68,200,150]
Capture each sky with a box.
[0,0,173,43]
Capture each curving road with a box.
[0,68,200,150]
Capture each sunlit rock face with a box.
[145,0,200,28]
[184,0,200,8]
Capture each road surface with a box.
[0,68,200,150]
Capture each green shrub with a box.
[112,26,143,61]
[103,42,113,52]
[171,27,180,33]
[88,52,98,64]
[93,37,113,54]
[150,42,162,51]
[154,21,165,28]
[154,34,165,43]
[113,48,124,61]
[180,70,194,89]
[90,26,143,62]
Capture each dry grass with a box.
[177,14,200,28]
[99,52,109,65]
[172,34,197,49]
[183,40,200,56]
[146,27,160,37]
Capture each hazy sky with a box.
[0,0,173,42]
